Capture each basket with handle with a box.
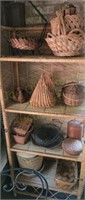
[50,3,84,36]
[45,28,84,57]
[45,8,84,57]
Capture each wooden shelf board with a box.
[5,102,85,119]
[1,25,50,31]
[0,56,85,63]
[17,159,78,195]
[10,140,82,162]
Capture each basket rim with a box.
[63,92,84,101]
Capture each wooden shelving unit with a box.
[0,24,85,200]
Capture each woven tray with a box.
[62,138,83,156]
[10,37,39,50]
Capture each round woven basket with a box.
[62,138,83,156]
[16,152,43,170]
[45,29,84,57]
[62,82,84,106]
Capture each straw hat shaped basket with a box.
[29,73,57,108]
[45,8,84,56]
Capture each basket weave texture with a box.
[11,116,33,144]
[62,138,83,156]
[55,160,78,190]
[16,153,43,170]
[62,82,84,106]
[10,37,39,50]
[29,73,57,108]
[12,116,33,136]
[45,3,84,57]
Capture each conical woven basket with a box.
[29,73,57,108]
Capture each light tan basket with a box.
[45,29,84,57]
[29,73,57,108]
[65,15,84,32]
[16,152,43,170]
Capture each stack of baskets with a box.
[45,2,84,56]
[11,116,33,144]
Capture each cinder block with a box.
[26,17,42,25]
[37,5,54,15]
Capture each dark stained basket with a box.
[31,123,64,148]
[62,82,84,106]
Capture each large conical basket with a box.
[29,73,57,108]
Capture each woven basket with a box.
[29,73,57,108]
[10,37,39,50]
[12,126,33,144]
[62,82,84,106]
[55,160,78,190]
[62,138,83,156]
[16,152,43,170]
[12,116,33,136]
[45,29,84,56]
[65,15,84,32]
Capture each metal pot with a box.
[67,119,84,140]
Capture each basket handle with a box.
[68,28,84,35]
[62,82,80,88]
[46,32,56,39]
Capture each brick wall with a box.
[24,0,85,25]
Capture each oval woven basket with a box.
[16,152,43,170]
[45,29,84,56]
[10,37,39,50]
[62,138,83,156]
[62,82,84,106]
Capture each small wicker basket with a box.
[62,82,84,106]
[16,152,43,170]
[55,160,78,190]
